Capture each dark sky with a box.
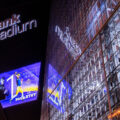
[0,0,51,120]
[0,0,50,73]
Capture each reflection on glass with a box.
[47,64,72,113]
[55,25,81,59]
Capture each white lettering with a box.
[0,14,38,41]
[55,25,82,60]
[0,31,7,40]
[15,93,37,101]
[30,20,37,29]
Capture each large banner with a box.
[0,62,40,108]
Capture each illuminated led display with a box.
[0,62,41,108]
[47,64,72,113]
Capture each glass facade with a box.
[41,0,120,120]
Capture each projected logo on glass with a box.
[47,64,72,113]
[55,25,81,60]
[0,14,37,40]
[0,62,41,108]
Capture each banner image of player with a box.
[0,62,41,108]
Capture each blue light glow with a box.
[47,64,72,113]
[0,62,41,108]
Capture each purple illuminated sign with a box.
[47,64,72,113]
[0,62,41,108]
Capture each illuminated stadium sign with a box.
[0,14,37,40]
[47,64,72,113]
[0,62,41,108]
